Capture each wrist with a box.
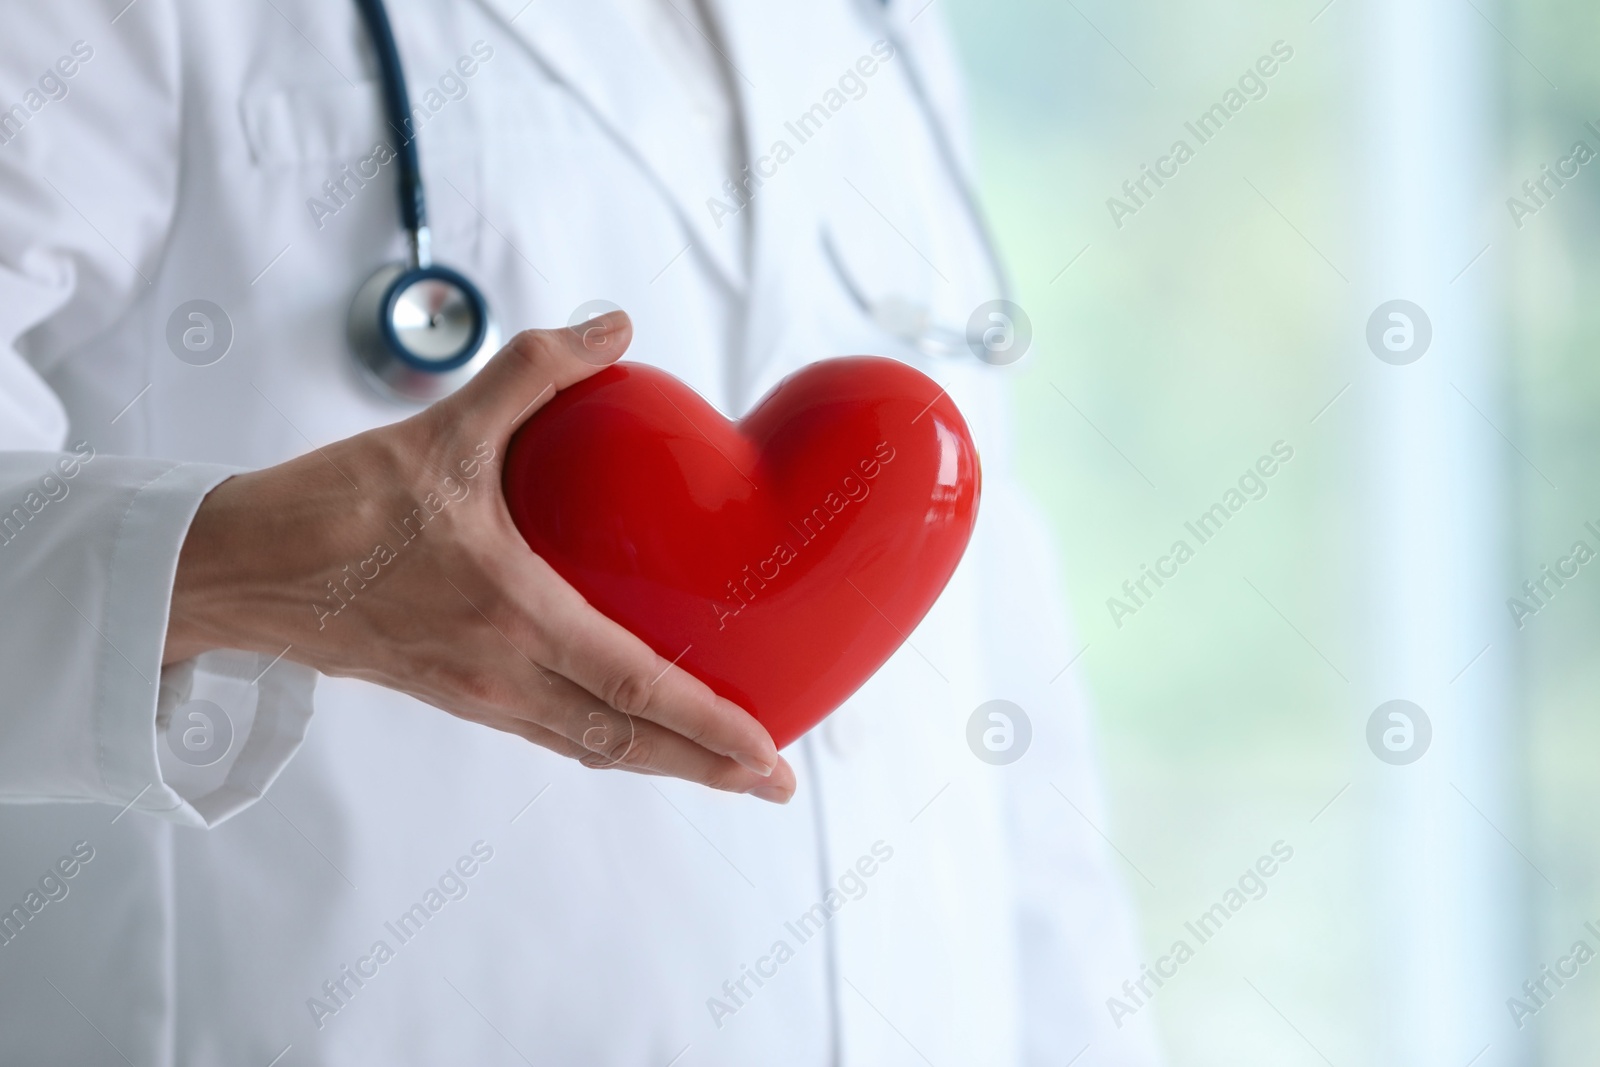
[165,472,259,664]
[163,431,420,667]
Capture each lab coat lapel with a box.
[471,0,746,291]
[703,0,852,408]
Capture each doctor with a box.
[0,0,1160,1064]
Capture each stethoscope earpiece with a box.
[348,254,498,403]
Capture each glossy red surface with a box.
[503,356,981,749]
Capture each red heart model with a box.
[503,356,981,749]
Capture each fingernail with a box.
[733,751,776,777]
[749,783,792,804]
[577,310,627,352]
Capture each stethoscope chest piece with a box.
[348,260,498,403]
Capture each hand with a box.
[164,312,795,802]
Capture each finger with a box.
[499,716,594,762]
[502,679,795,801]
[510,670,777,789]
[411,633,793,799]
[417,561,772,780]
[576,713,797,802]
[537,596,781,776]
[440,310,633,432]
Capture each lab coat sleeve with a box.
[0,0,317,827]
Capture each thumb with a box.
[443,310,632,432]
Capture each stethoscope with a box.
[345,0,1012,404]
[828,0,1015,363]
[347,0,498,403]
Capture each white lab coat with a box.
[0,1,1162,1064]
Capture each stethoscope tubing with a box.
[352,0,429,253]
[865,0,1012,303]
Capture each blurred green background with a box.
[941,0,1600,1062]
